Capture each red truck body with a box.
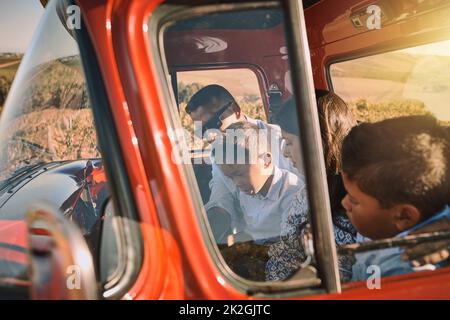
[1,0,450,299]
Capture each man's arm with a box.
[205,163,246,234]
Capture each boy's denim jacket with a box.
[351,205,450,282]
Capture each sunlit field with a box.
[0,57,99,178]
[331,40,450,124]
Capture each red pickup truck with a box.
[1,0,450,299]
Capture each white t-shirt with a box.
[205,119,303,241]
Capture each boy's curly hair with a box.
[342,115,450,218]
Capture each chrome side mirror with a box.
[26,202,98,300]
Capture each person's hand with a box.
[401,218,450,267]
[229,231,253,245]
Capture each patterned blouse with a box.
[333,214,358,282]
[265,188,357,282]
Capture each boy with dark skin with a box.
[340,115,450,280]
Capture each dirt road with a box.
[0,60,20,69]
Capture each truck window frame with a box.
[149,0,341,297]
[72,1,144,299]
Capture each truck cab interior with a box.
[160,0,450,285]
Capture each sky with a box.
[0,0,44,53]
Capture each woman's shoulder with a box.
[278,176,308,211]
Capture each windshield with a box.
[0,0,99,183]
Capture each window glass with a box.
[330,39,450,284]
[0,0,118,296]
[0,3,95,180]
[177,68,266,151]
[161,7,322,285]
[100,200,121,285]
[330,39,450,124]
